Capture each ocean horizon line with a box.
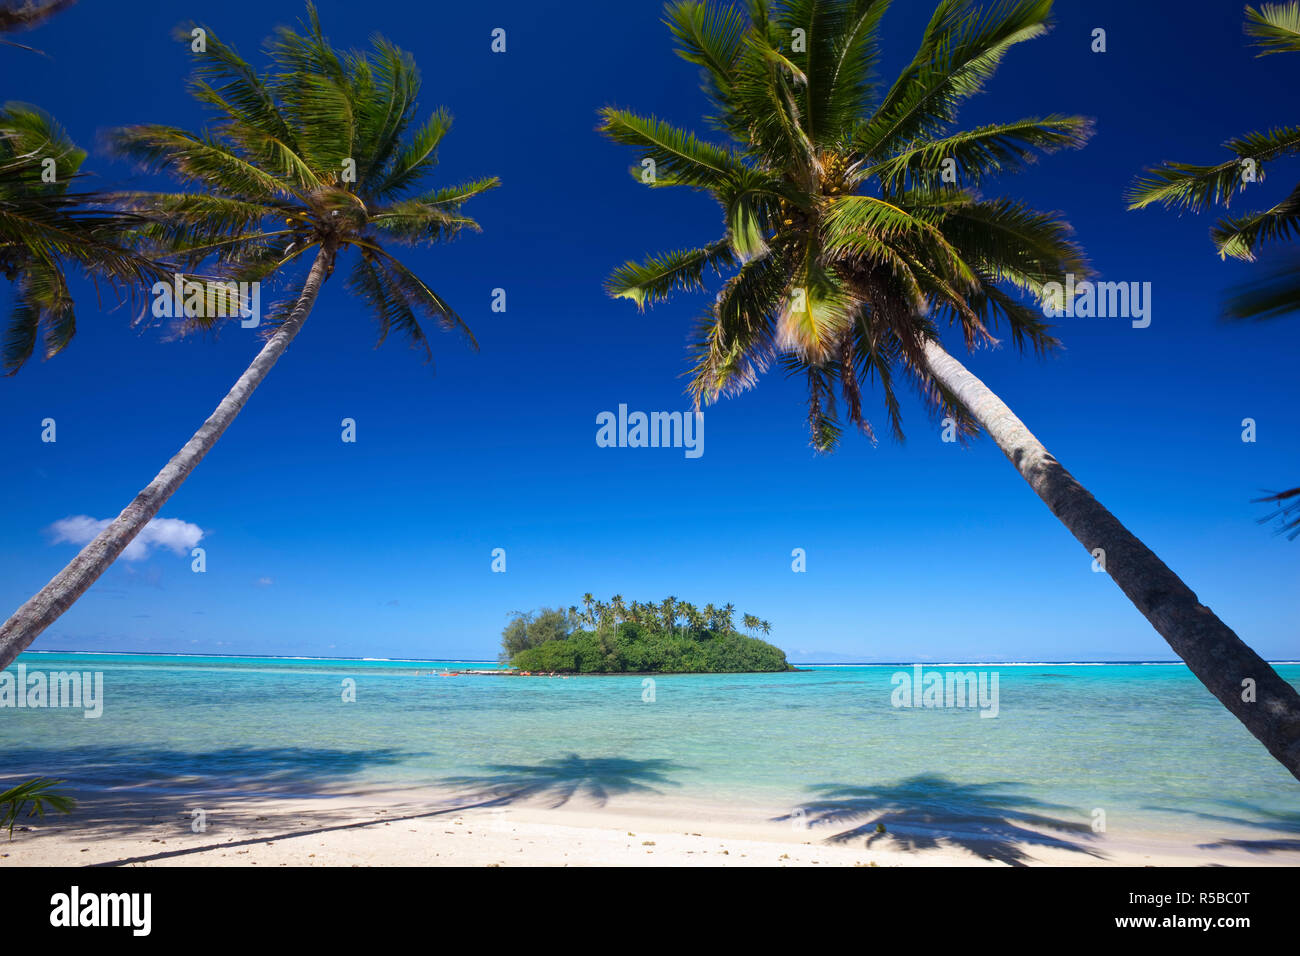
[17,649,1300,667]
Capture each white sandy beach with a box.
[3,784,1296,867]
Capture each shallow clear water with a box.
[3,652,1298,844]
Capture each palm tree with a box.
[1128,1,1300,539]
[0,4,498,672]
[581,592,596,627]
[601,0,1300,778]
[741,612,760,635]
[721,602,737,631]
[680,601,702,633]
[759,619,772,637]
[660,595,678,632]
[702,602,719,631]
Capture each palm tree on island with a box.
[0,3,498,672]
[660,596,678,633]
[600,0,1300,777]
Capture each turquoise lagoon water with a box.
[3,652,1299,844]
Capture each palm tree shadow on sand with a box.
[2,752,681,867]
[1142,800,1300,856]
[437,754,682,809]
[776,774,1104,866]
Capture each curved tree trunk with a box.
[0,247,335,672]
[922,338,1300,780]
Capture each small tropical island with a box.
[500,595,792,673]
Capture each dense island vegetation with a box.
[501,596,791,673]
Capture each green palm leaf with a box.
[606,241,738,310]
[666,0,748,124]
[859,0,1054,156]
[1222,251,1300,320]
[0,777,75,838]
[598,108,754,191]
[867,115,1091,191]
[1126,126,1300,213]
[1,103,166,373]
[1246,2,1300,55]
[1213,183,1300,260]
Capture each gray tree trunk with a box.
[922,338,1300,780]
[0,247,335,672]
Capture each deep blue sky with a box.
[2,0,1297,662]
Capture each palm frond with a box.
[265,3,356,175]
[369,177,496,245]
[1221,250,1300,320]
[778,232,855,360]
[868,115,1091,191]
[1212,182,1300,259]
[352,37,420,186]
[1254,485,1300,538]
[859,0,1054,157]
[690,246,788,402]
[0,777,75,838]
[937,196,1088,298]
[598,108,754,192]
[107,125,299,203]
[666,0,748,130]
[606,240,738,310]
[0,104,168,372]
[355,241,477,352]
[1245,2,1300,55]
[368,108,451,201]
[793,0,891,146]
[824,194,975,292]
[178,21,308,187]
[3,261,70,372]
[1126,127,1300,212]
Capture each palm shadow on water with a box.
[0,744,416,841]
[2,744,413,798]
[0,750,680,865]
[1142,800,1300,855]
[776,774,1104,866]
[437,754,683,809]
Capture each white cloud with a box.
[49,515,204,561]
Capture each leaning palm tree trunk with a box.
[0,248,334,672]
[922,338,1300,780]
